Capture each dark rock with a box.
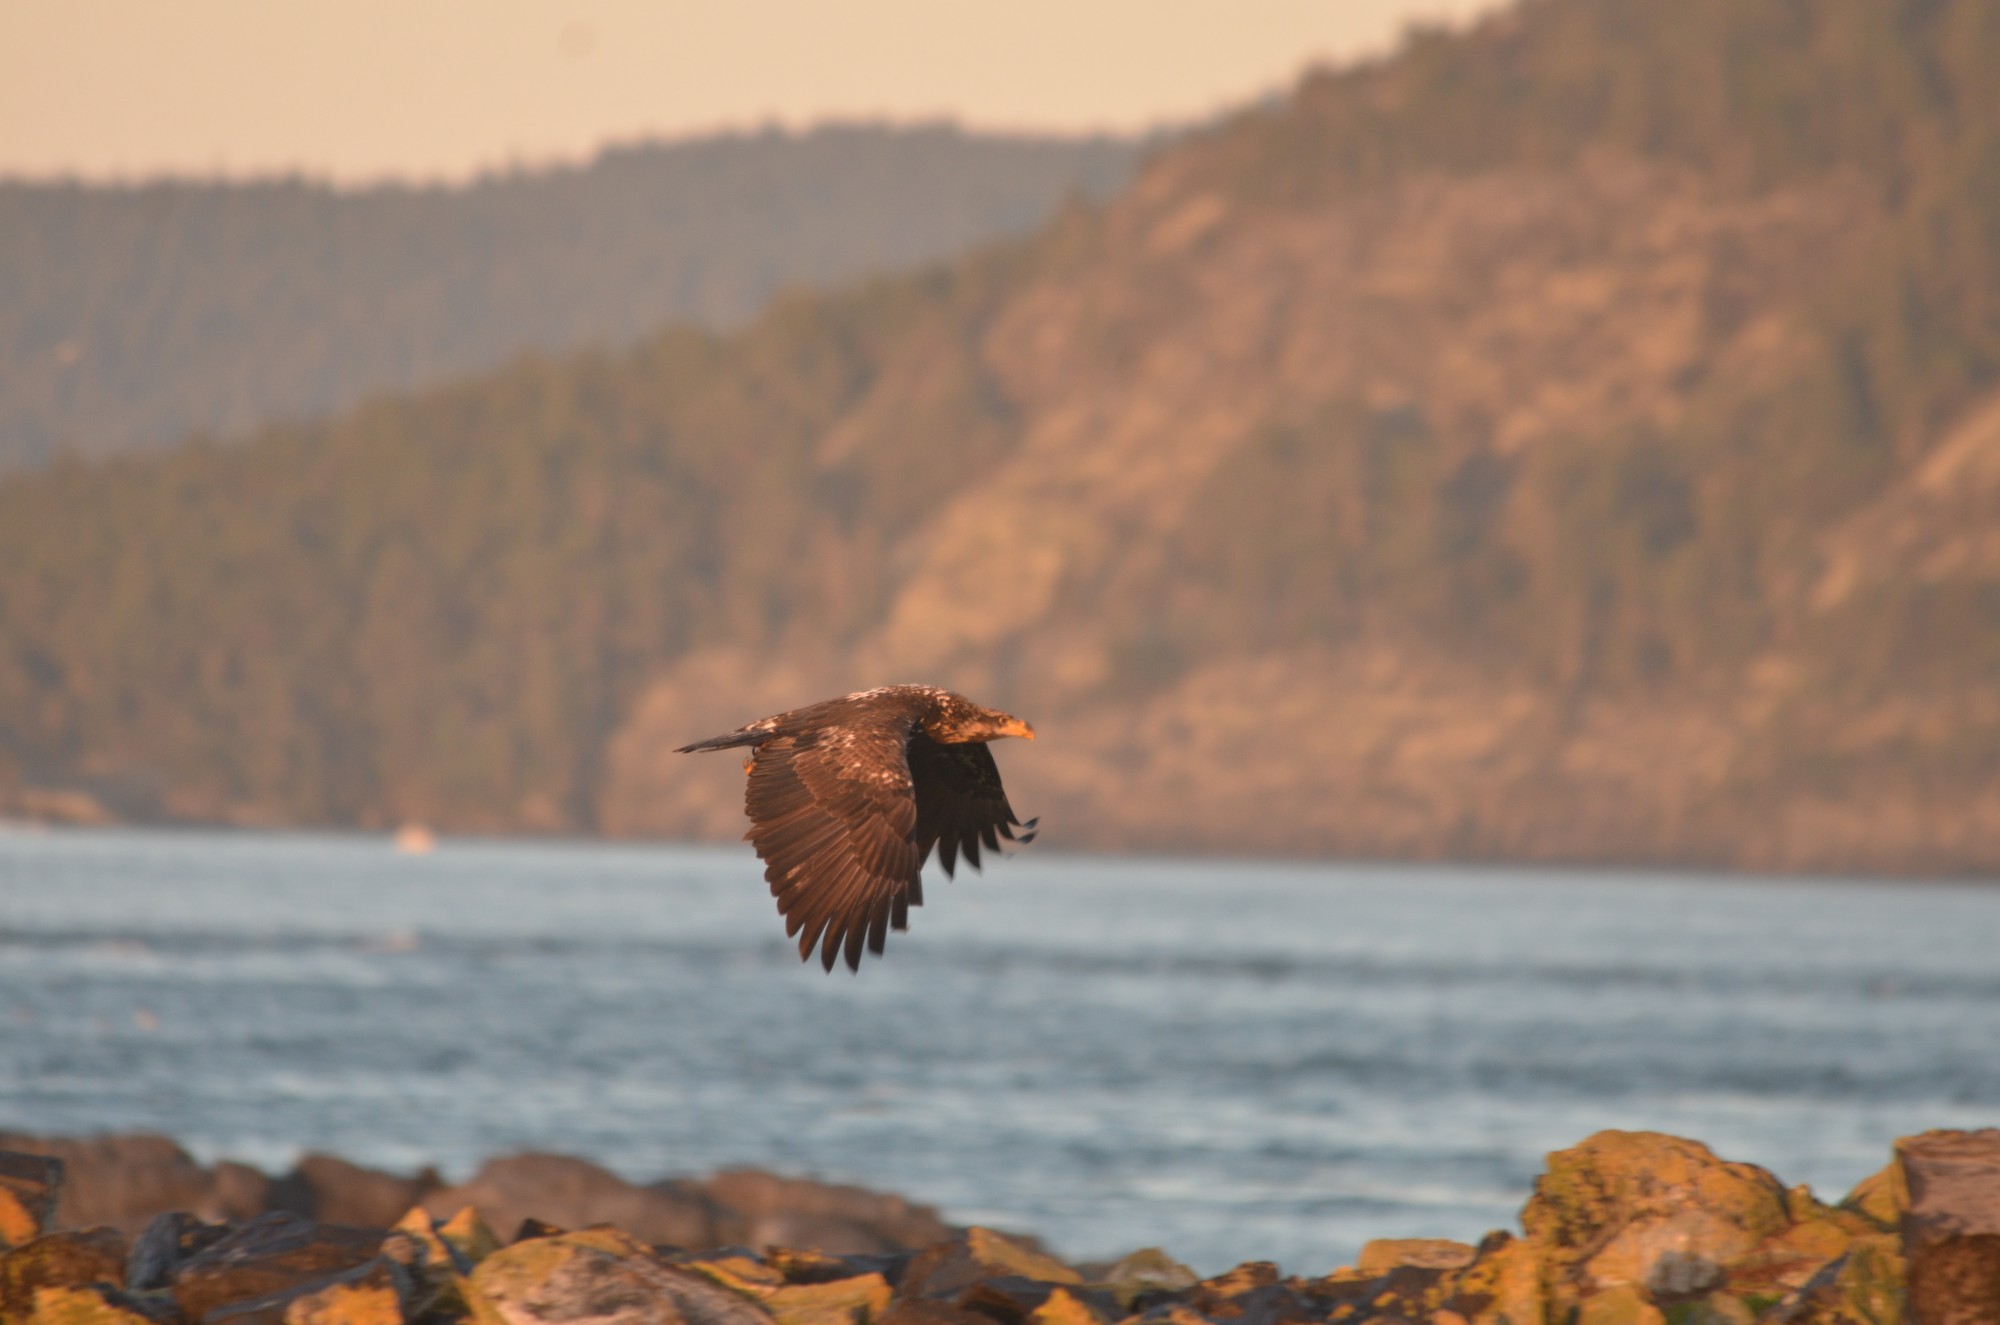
[0,1225,129,1317]
[423,1153,719,1249]
[701,1170,952,1256]
[0,1134,214,1236]
[167,1212,384,1321]
[765,1246,911,1288]
[128,1212,233,1292]
[899,1229,1081,1301]
[514,1217,569,1243]
[201,1254,409,1325]
[271,1154,441,1229]
[1900,1128,2000,1325]
[877,1299,994,1325]
[953,1274,1092,1325]
[0,1150,64,1247]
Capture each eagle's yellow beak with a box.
[1001,717,1036,741]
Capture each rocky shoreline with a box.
[0,1128,1994,1323]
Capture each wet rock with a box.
[468,1225,774,1325]
[0,1151,66,1248]
[128,1212,233,1293]
[167,1213,385,1321]
[1,1227,130,1318]
[700,1171,952,1256]
[876,1301,991,1325]
[0,1135,215,1237]
[1898,1128,2000,1325]
[1523,1130,1790,1317]
[899,1229,1081,1300]
[1355,1238,1477,1275]
[271,1156,440,1230]
[424,1155,718,1250]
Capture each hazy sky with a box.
[2,0,1502,184]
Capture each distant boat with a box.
[393,823,436,854]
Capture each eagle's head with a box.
[925,693,1036,745]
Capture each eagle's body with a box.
[676,685,1037,971]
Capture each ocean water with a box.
[0,828,1995,1274]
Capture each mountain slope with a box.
[0,124,1139,471]
[3,0,1998,874]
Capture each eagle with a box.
[677,685,1038,971]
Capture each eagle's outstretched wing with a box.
[743,724,924,972]
[909,735,1038,878]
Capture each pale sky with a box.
[1,0,1503,184]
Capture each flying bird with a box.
[677,685,1038,971]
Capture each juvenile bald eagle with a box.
[677,685,1038,971]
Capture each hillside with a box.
[0,124,1139,471]
[3,0,1998,874]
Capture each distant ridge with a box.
[2,0,1997,875]
[0,122,1143,471]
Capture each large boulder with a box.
[0,1227,129,1319]
[1523,1130,1792,1316]
[1898,1129,2000,1325]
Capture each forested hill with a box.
[0,124,1139,470]
[4,0,1999,875]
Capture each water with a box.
[0,828,1995,1274]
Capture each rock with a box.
[1440,1231,1545,1325]
[1,1228,130,1318]
[381,1208,477,1319]
[875,1301,990,1325]
[0,1152,66,1248]
[700,1171,953,1255]
[423,1154,718,1250]
[1841,1163,1909,1232]
[128,1212,233,1292]
[468,1225,775,1325]
[899,1229,1081,1300]
[1897,1128,2000,1325]
[1355,1238,1477,1275]
[1576,1284,1665,1325]
[210,1165,275,1225]
[436,1206,502,1264]
[272,1156,440,1230]
[1723,1205,1870,1304]
[1523,1130,1790,1317]
[762,1274,894,1325]
[19,1281,177,1323]
[952,1275,1115,1325]
[1023,1287,1104,1325]
[167,1213,385,1321]
[1765,1233,1906,1325]
[1096,1249,1197,1310]
[0,1135,215,1236]
[200,1257,409,1325]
